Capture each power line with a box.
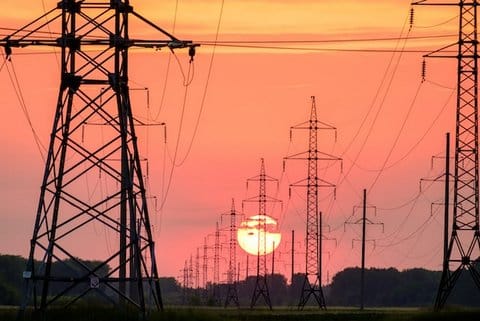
[337,10,413,173]
[2,57,46,160]
[0,26,455,55]
[367,81,424,193]
[0,26,455,42]
[351,85,454,174]
[150,0,179,122]
[197,33,455,45]
[173,0,225,167]
[334,9,413,205]
[414,15,458,29]
[159,0,225,209]
[159,61,193,211]
[196,43,434,53]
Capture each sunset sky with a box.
[0,0,461,284]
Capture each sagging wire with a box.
[334,6,413,193]
[347,66,453,176]
[151,0,179,122]
[321,8,415,267]
[0,57,7,73]
[158,47,196,211]
[168,0,225,168]
[367,80,424,194]
[415,15,458,29]
[41,0,60,68]
[171,45,197,87]
[3,55,46,161]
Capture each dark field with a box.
[2,306,480,321]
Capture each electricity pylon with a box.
[221,199,241,308]
[213,222,221,304]
[205,223,223,305]
[243,158,282,310]
[413,0,480,310]
[202,236,209,301]
[181,259,191,305]
[0,0,193,314]
[284,96,341,310]
[189,255,194,295]
[195,247,200,292]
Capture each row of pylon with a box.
[179,96,341,309]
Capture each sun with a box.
[237,215,281,256]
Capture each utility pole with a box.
[272,241,276,277]
[443,133,451,280]
[345,189,383,310]
[291,230,295,284]
[284,96,341,310]
[243,158,282,310]
[412,1,480,310]
[0,1,195,315]
[420,132,453,303]
[361,193,367,311]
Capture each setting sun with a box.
[237,215,281,256]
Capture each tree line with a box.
[2,254,480,307]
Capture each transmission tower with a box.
[413,1,480,309]
[213,221,221,304]
[202,236,209,301]
[243,158,282,310]
[284,96,341,309]
[221,199,241,308]
[181,256,194,305]
[189,254,194,291]
[0,0,194,314]
[195,247,200,292]
[181,259,190,305]
[203,223,222,305]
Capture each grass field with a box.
[1,306,480,321]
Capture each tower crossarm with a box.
[290,121,337,132]
[284,151,342,162]
[288,177,336,189]
[0,1,194,57]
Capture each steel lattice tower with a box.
[189,255,194,290]
[181,259,189,305]
[1,0,193,314]
[243,158,281,310]
[207,222,222,305]
[195,247,200,291]
[223,199,240,307]
[202,236,208,291]
[285,96,340,309]
[413,0,480,310]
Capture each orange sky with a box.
[0,0,461,283]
